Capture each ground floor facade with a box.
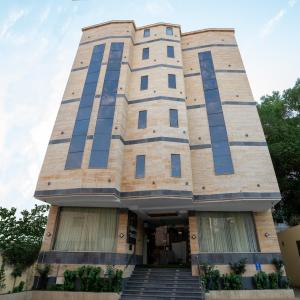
[37,206,282,289]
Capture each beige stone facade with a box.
[34,21,283,285]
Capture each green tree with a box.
[0,205,49,276]
[257,79,300,224]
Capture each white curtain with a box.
[54,207,118,252]
[196,212,258,252]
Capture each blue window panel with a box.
[138,110,147,129]
[107,62,121,71]
[211,141,231,157]
[89,42,124,169]
[167,46,175,58]
[92,134,111,151]
[214,156,234,175]
[166,27,173,35]
[135,155,145,178]
[199,50,234,175]
[206,101,223,115]
[203,78,218,91]
[171,154,181,177]
[109,50,122,59]
[73,119,89,136]
[144,28,150,37]
[105,70,121,81]
[77,107,92,120]
[98,105,115,119]
[95,118,113,134]
[210,126,228,142]
[65,151,84,169]
[65,43,105,170]
[101,95,116,106]
[204,89,220,103]
[170,109,179,128]
[89,150,109,168]
[199,51,212,61]
[69,135,86,153]
[168,74,176,89]
[208,112,225,127]
[142,48,149,60]
[88,63,101,73]
[102,80,118,94]
[140,75,148,90]
[82,82,97,96]
[110,42,123,51]
[85,72,100,84]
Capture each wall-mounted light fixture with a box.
[192,234,196,239]
[264,232,270,238]
[119,233,124,238]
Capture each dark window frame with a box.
[142,47,149,60]
[143,28,150,37]
[135,155,145,178]
[166,27,173,36]
[169,109,179,128]
[297,240,300,256]
[171,154,181,177]
[140,75,148,90]
[138,110,147,129]
[167,45,175,58]
[168,74,176,89]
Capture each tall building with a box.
[35,20,282,287]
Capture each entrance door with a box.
[144,223,190,266]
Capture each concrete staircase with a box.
[121,267,204,300]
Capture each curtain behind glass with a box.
[54,207,118,252]
[197,212,258,252]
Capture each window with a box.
[54,207,118,251]
[196,212,258,252]
[169,109,178,127]
[140,75,148,90]
[142,47,149,60]
[168,74,176,89]
[136,155,145,178]
[143,28,150,37]
[171,154,181,177]
[138,110,147,129]
[167,45,174,58]
[166,27,173,35]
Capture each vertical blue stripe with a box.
[198,51,234,175]
[65,44,105,169]
[89,42,124,168]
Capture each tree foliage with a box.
[257,79,300,224]
[0,205,49,274]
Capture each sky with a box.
[0,0,299,212]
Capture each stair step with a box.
[121,295,204,300]
[126,283,201,288]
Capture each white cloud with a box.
[0,9,26,39]
[260,0,298,38]
[40,6,51,24]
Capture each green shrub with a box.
[222,273,242,290]
[280,277,290,289]
[229,258,247,275]
[253,271,269,289]
[63,270,77,291]
[269,272,279,289]
[77,265,102,292]
[12,281,24,293]
[48,284,63,291]
[200,263,221,291]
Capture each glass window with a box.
[89,150,109,168]
[142,48,149,60]
[169,109,178,128]
[168,74,176,89]
[171,154,181,177]
[138,110,147,129]
[54,207,117,251]
[166,27,173,35]
[65,152,84,169]
[140,75,148,90]
[143,28,150,37]
[167,46,175,58]
[136,155,145,178]
[196,212,258,252]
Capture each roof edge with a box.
[182,28,235,36]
